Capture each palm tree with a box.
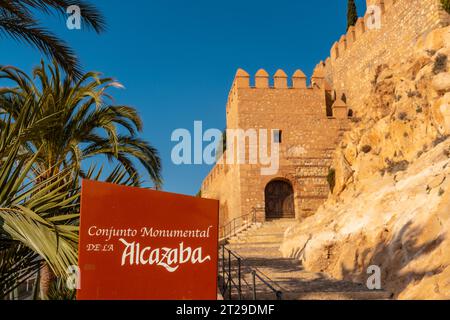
[0,102,80,299]
[0,61,162,299]
[0,61,162,188]
[0,103,142,299]
[0,0,106,78]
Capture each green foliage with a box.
[0,0,106,78]
[47,278,76,300]
[0,61,163,299]
[327,168,336,193]
[0,61,162,188]
[0,106,80,299]
[347,0,358,31]
[442,0,450,14]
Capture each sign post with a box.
[77,180,219,300]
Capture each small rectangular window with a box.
[273,130,282,143]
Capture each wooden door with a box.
[265,180,295,219]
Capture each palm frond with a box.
[0,0,106,77]
[0,109,79,299]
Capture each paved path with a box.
[221,220,391,300]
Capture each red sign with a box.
[77,180,219,300]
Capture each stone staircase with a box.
[222,219,392,300]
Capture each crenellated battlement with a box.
[226,67,332,119]
[327,0,407,64]
[319,0,450,111]
[230,68,318,90]
[201,0,450,226]
[202,60,350,222]
[226,66,347,120]
[202,158,228,190]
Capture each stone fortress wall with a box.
[201,69,349,223]
[201,0,450,226]
[321,0,450,112]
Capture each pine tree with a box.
[347,0,358,30]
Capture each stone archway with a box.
[264,180,295,220]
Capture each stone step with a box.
[219,220,392,301]
[265,218,297,223]
[249,225,290,231]
[247,225,289,231]
[226,290,391,300]
[227,237,284,245]
[231,231,285,237]
[240,230,286,235]
[259,223,292,227]
[287,291,392,300]
[235,232,285,238]
[238,234,284,240]
[246,226,288,233]
[226,245,282,251]
[219,273,391,300]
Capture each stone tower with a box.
[201,0,450,228]
[201,68,349,224]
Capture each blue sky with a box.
[1,0,367,196]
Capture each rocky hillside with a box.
[281,26,450,299]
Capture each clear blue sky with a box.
[1,0,367,196]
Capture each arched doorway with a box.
[264,180,295,220]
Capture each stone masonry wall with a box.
[322,0,450,113]
[201,159,241,227]
[202,69,349,224]
[201,87,242,227]
[202,0,450,227]
[235,77,348,220]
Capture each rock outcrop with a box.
[281,26,450,299]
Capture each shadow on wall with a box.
[220,202,229,226]
[340,221,445,298]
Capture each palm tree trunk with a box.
[39,262,55,300]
